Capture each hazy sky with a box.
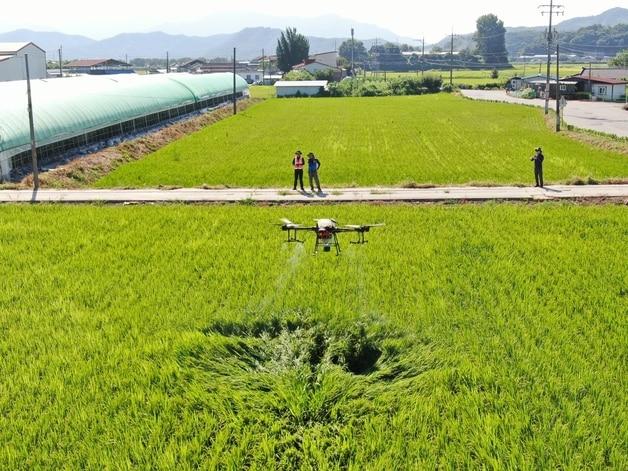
[1,0,623,41]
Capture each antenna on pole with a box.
[539,1,565,114]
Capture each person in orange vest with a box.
[292,150,305,191]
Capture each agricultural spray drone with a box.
[279,218,384,255]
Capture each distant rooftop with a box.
[65,59,131,68]
[0,42,45,54]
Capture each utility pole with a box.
[539,0,564,114]
[421,36,425,78]
[233,47,237,115]
[261,48,265,85]
[556,41,560,132]
[25,54,39,190]
[588,61,592,100]
[166,51,170,74]
[58,45,63,78]
[351,28,355,77]
[450,30,454,87]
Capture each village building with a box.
[275,80,328,97]
[0,42,47,82]
[65,59,134,75]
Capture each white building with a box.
[0,42,47,82]
[589,78,627,101]
[275,80,328,97]
[292,51,342,78]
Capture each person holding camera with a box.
[531,147,545,188]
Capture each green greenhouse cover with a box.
[0,73,248,158]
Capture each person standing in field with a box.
[292,150,305,191]
[307,152,322,193]
[531,147,545,188]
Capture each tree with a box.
[474,14,508,65]
[283,70,314,81]
[276,27,310,72]
[610,49,628,68]
[338,40,368,65]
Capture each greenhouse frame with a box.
[0,73,248,180]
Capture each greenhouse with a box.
[0,73,248,179]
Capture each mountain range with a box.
[0,8,626,61]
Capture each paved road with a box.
[461,90,628,137]
[0,185,626,203]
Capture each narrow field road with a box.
[460,90,628,137]
[1,185,626,203]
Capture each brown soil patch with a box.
[19,99,260,189]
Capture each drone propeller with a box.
[344,223,385,230]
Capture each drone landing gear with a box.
[314,233,342,256]
[285,229,304,244]
[350,231,369,245]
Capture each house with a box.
[566,68,628,101]
[310,51,338,68]
[567,75,627,101]
[506,76,523,91]
[275,80,328,97]
[179,60,265,84]
[292,51,342,78]
[0,42,47,82]
[575,67,628,81]
[292,59,342,77]
[178,59,207,73]
[65,59,134,75]
[509,74,578,99]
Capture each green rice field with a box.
[367,64,588,86]
[97,94,627,188]
[0,203,626,469]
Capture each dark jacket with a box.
[531,152,545,167]
[308,158,321,173]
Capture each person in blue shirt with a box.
[307,153,322,193]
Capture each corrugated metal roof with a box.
[588,76,628,85]
[0,55,14,63]
[65,59,131,68]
